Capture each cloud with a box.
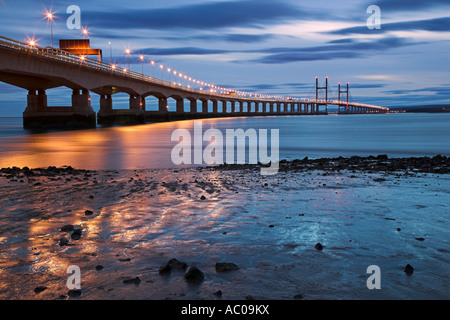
[253,51,360,64]
[328,17,450,35]
[83,0,306,31]
[245,37,420,64]
[373,0,450,11]
[382,86,450,95]
[139,47,229,56]
[349,84,386,89]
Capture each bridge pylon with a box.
[338,82,349,113]
[315,77,328,113]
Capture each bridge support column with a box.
[100,94,112,111]
[238,101,243,113]
[130,95,140,110]
[176,99,184,113]
[159,97,168,113]
[25,89,47,112]
[23,89,96,129]
[98,93,144,125]
[190,100,197,114]
[212,100,218,114]
[201,100,208,114]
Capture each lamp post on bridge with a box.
[124,48,131,71]
[108,42,112,64]
[139,55,145,77]
[43,9,56,48]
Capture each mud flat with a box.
[0,155,449,300]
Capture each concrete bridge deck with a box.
[0,35,389,128]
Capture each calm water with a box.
[0,113,449,169]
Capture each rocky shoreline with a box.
[1,155,449,178]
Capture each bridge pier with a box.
[200,99,208,114]
[212,100,218,114]
[189,99,197,114]
[97,93,145,125]
[23,89,96,129]
[176,99,184,114]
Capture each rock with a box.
[159,264,172,275]
[60,225,74,232]
[34,286,47,294]
[293,294,303,300]
[119,258,131,262]
[123,277,141,285]
[184,267,205,283]
[216,262,239,273]
[415,237,425,241]
[89,195,94,199]
[404,264,414,276]
[245,295,255,300]
[59,237,70,246]
[85,210,94,216]
[95,265,104,271]
[168,258,187,270]
[314,243,323,250]
[373,178,387,182]
[71,229,82,240]
[213,290,222,297]
[200,195,206,200]
[268,224,275,228]
[397,228,401,232]
[67,289,82,298]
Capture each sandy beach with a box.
[0,156,449,300]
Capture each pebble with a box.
[60,225,74,232]
[200,195,206,200]
[216,262,240,273]
[159,264,172,275]
[184,267,205,283]
[415,237,425,241]
[71,229,82,240]
[85,210,94,216]
[213,290,222,297]
[34,286,47,294]
[404,264,414,276]
[168,258,187,270]
[67,289,82,298]
[315,243,323,250]
[95,265,104,271]
[123,277,141,285]
[59,237,69,246]
[293,294,303,300]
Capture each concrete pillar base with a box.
[97,109,145,125]
[23,89,96,129]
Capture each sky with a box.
[0,0,449,115]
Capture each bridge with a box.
[0,35,389,128]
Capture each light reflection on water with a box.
[0,113,449,170]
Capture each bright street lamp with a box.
[43,8,56,47]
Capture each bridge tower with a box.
[338,82,349,113]
[315,77,328,113]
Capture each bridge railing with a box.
[0,35,388,110]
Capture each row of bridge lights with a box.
[120,48,299,101]
[31,7,299,101]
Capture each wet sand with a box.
[0,156,449,300]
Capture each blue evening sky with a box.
[0,0,449,115]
